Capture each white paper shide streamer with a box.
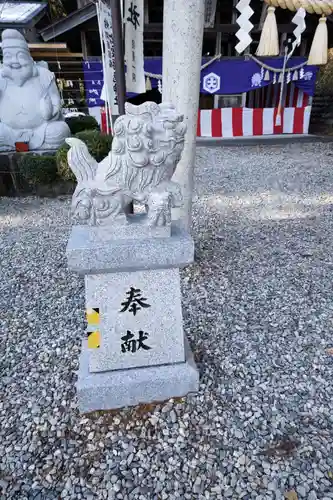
[276,7,306,126]
[204,0,218,28]
[97,0,119,117]
[125,0,145,94]
[235,0,254,54]
[291,7,306,56]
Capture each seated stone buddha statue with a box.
[0,29,70,151]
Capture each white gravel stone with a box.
[1,143,333,499]
[297,485,307,497]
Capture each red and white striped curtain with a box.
[197,106,312,137]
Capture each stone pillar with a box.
[67,225,198,412]
[162,0,205,231]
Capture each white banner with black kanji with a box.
[124,0,145,94]
[97,0,119,115]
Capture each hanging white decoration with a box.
[300,67,305,79]
[260,66,264,79]
[124,0,145,94]
[145,76,152,91]
[157,79,162,94]
[308,16,328,65]
[278,72,283,83]
[286,71,291,83]
[57,78,64,90]
[235,0,254,54]
[264,70,270,81]
[292,70,298,80]
[291,8,306,56]
[273,73,277,84]
[204,0,218,28]
[256,6,279,56]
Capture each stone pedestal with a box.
[67,223,199,413]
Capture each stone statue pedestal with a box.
[67,223,199,413]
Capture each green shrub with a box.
[56,130,113,182]
[65,114,99,135]
[18,154,58,186]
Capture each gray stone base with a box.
[77,337,199,413]
[67,223,194,274]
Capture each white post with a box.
[162,0,205,231]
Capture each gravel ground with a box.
[1,142,333,500]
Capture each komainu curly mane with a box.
[103,102,187,198]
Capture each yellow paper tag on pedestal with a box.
[86,308,100,325]
[87,330,101,349]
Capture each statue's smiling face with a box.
[2,48,33,86]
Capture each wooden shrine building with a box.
[37,0,333,137]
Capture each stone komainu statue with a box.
[0,29,70,151]
[66,101,186,228]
